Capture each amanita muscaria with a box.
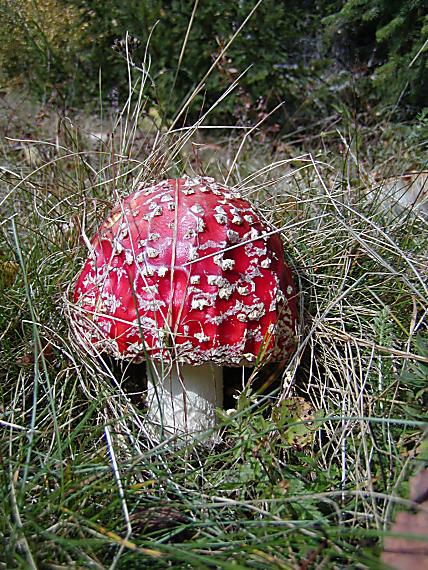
[73,176,297,437]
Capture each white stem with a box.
[147,362,223,438]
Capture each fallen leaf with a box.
[382,469,428,569]
[410,469,428,504]
[16,341,55,366]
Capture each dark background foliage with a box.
[0,0,426,128]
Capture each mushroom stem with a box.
[147,362,223,438]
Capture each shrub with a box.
[0,0,426,125]
[324,0,428,113]
[72,0,333,127]
[0,0,88,105]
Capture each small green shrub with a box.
[0,0,88,104]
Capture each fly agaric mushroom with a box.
[73,176,297,437]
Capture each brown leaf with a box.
[382,469,428,569]
[16,341,54,366]
[410,470,428,504]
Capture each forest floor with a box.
[0,88,427,569]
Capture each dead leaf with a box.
[410,470,428,504]
[382,469,428,569]
[16,342,55,366]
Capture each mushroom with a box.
[73,176,297,439]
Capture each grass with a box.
[0,75,427,569]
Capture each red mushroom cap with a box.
[73,176,297,366]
